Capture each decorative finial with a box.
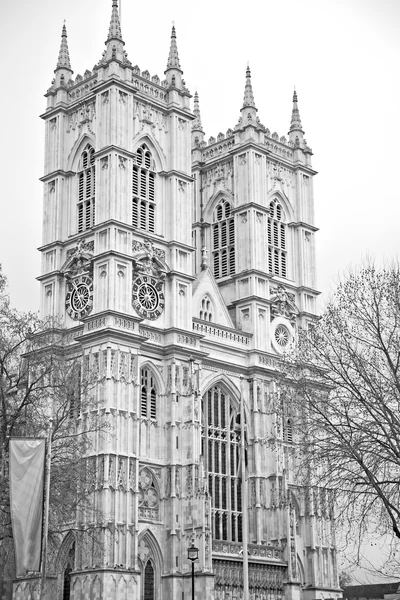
[192,91,203,131]
[56,21,72,71]
[242,64,256,109]
[166,23,181,70]
[289,87,303,132]
[107,0,123,42]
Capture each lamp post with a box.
[187,543,199,600]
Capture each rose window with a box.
[138,468,159,520]
[275,324,290,347]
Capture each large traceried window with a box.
[132,144,156,233]
[212,199,235,279]
[268,200,287,277]
[202,386,243,543]
[140,367,157,419]
[77,145,95,232]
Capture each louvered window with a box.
[132,144,156,233]
[268,200,287,277]
[77,145,95,233]
[140,367,157,420]
[202,386,243,542]
[212,200,235,279]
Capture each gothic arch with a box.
[67,133,96,172]
[200,375,252,435]
[132,133,167,172]
[55,531,76,575]
[201,373,240,408]
[137,529,163,572]
[138,361,165,396]
[198,293,214,322]
[203,189,235,223]
[266,189,295,222]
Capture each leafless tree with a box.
[279,264,400,573]
[0,266,105,589]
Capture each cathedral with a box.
[13,1,342,599]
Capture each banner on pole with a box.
[9,438,46,577]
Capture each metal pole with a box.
[192,559,195,600]
[40,418,53,600]
[240,377,249,600]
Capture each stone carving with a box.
[270,285,299,324]
[138,467,159,520]
[132,239,166,262]
[62,239,94,278]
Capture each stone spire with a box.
[192,91,205,148]
[192,92,203,131]
[288,88,304,144]
[56,22,72,71]
[239,65,258,127]
[166,25,182,71]
[289,88,303,132]
[53,22,73,88]
[242,65,256,110]
[107,0,123,42]
[99,0,128,65]
[164,24,184,89]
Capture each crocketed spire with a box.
[289,88,303,132]
[107,0,123,41]
[166,25,182,71]
[242,65,256,109]
[192,91,203,131]
[56,22,72,71]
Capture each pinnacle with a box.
[107,0,123,42]
[166,24,182,71]
[192,91,203,131]
[289,87,303,132]
[242,65,256,109]
[56,21,72,71]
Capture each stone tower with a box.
[26,3,342,600]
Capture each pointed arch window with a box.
[201,386,243,542]
[212,199,235,279]
[132,145,156,233]
[144,561,155,600]
[140,367,157,420]
[268,200,287,277]
[199,295,213,322]
[62,542,75,600]
[77,145,95,232]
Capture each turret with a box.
[99,0,127,64]
[164,25,184,89]
[192,91,205,148]
[240,65,258,126]
[54,22,73,88]
[288,88,304,146]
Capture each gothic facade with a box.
[14,2,342,599]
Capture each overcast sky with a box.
[1,0,399,578]
[0,0,399,315]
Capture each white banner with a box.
[9,438,45,577]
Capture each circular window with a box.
[275,324,290,347]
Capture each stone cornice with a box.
[287,221,319,232]
[40,169,75,182]
[296,285,321,296]
[94,145,136,161]
[158,169,194,183]
[40,104,70,120]
[91,76,138,98]
[232,202,270,215]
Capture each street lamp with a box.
[187,543,199,600]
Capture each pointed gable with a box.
[192,267,233,328]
